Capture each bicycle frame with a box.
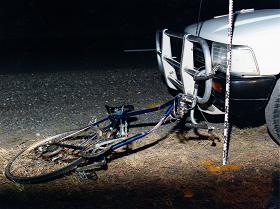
[5,94,214,184]
[87,98,177,155]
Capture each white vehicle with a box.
[156,9,280,143]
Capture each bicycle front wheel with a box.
[5,127,98,184]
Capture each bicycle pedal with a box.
[75,170,98,180]
[76,158,107,172]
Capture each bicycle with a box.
[5,95,185,184]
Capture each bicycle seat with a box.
[105,105,134,115]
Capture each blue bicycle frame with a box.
[87,97,177,155]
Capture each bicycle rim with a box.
[5,128,98,184]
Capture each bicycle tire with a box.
[265,79,280,144]
[5,130,86,184]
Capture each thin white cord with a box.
[223,0,234,165]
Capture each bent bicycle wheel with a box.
[5,127,99,184]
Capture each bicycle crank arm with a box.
[76,158,107,172]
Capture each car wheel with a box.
[265,78,280,145]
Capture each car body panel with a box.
[184,9,280,76]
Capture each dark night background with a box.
[0,0,279,72]
[0,2,279,209]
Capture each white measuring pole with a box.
[223,0,234,165]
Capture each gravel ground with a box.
[0,63,279,209]
[0,65,173,147]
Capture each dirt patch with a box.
[0,126,279,209]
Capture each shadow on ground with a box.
[0,168,279,209]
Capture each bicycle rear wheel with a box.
[5,127,98,184]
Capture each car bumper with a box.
[211,71,276,113]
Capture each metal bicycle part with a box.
[76,170,98,180]
[81,136,125,159]
[4,127,100,184]
[5,98,178,184]
[75,157,107,180]
[76,157,107,172]
[176,93,193,118]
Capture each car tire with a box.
[265,78,280,145]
